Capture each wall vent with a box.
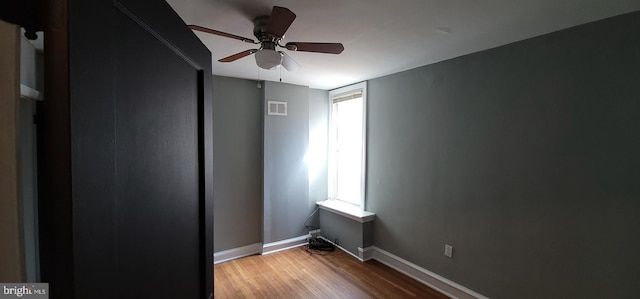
[267,101,287,116]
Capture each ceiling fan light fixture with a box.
[255,49,283,70]
[190,6,344,70]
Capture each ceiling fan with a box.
[189,6,344,71]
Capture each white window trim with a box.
[328,81,367,210]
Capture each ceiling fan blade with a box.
[266,6,296,38]
[219,49,258,62]
[280,51,301,71]
[188,25,257,43]
[285,42,344,54]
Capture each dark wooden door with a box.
[39,0,213,298]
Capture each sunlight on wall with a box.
[305,124,327,184]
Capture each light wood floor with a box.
[214,246,449,298]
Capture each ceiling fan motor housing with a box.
[253,16,277,42]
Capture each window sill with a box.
[316,200,376,223]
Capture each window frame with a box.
[328,81,367,210]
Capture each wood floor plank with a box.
[214,246,450,298]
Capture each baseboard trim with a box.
[324,241,486,298]
[371,246,489,299]
[262,234,310,255]
[309,229,321,237]
[357,246,374,261]
[213,242,263,264]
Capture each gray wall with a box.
[308,89,329,204]
[366,11,640,299]
[212,76,263,252]
[319,211,373,257]
[263,81,311,243]
[306,89,329,231]
[212,78,327,250]
[319,211,361,255]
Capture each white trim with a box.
[317,200,375,223]
[262,234,309,255]
[357,246,374,261]
[360,82,367,209]
[371,246,490,299]
[328,81,368,209]
[213,242,262,264]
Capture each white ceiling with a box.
[166,0,640,90]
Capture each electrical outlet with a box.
[444,244,453,258]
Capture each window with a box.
[328,82,366,208]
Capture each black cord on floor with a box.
[305,245,333,256]
[305,237,335,256]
